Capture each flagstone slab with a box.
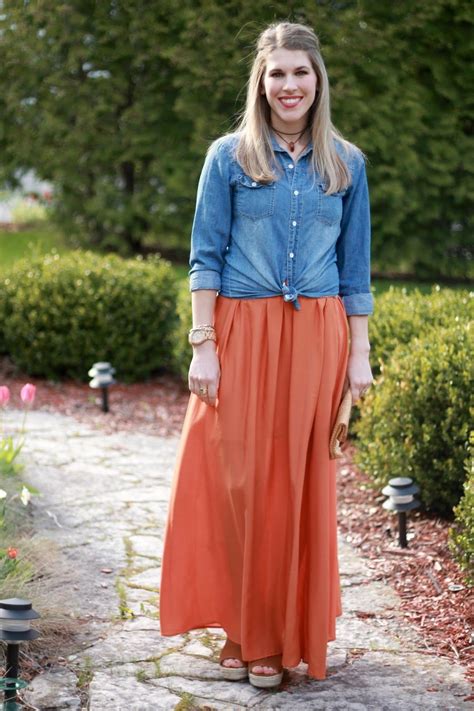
[84,627,181,666]
[148,674,266,706]
[22,667,81,710]
[88,672,182,711]
[128,533,163,559]
[127,566,161,590]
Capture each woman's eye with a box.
[271,71,308,77]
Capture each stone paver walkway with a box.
[13,411,472,710]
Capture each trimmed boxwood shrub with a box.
[354,322,473,517]
[349,286,473,434]
[369,286,473,377]
[449,432,474,585]
[0,251,178,382]
[172,278,193,383]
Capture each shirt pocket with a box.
[317,181,346,226]
[234,174,276,220]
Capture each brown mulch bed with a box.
[1,362,473,694]
[337,443,473,694]
[0,361,190,437]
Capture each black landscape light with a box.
[0,597,41,708]
[88,362,116,413]
[382,477,420,548]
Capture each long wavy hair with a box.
[228,21,363,192]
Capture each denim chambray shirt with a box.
[188,132,374,316]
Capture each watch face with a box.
[190,330,205,345]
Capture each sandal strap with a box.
[249,654,283,674]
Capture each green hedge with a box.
[369,286,474,377]
[449,432,474,585]
[0,251,178,382]
[354,322,473,517]
[172,277,192,382]
[348,286,473,434]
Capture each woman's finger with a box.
[207,381,218,407]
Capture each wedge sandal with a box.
[219,638,248,681]
[248,654,284,688]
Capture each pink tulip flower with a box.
[0,386,10,407]
[20,383,36,406]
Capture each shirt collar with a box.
[270,132,313,159]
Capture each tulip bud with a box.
[0,386,10,407]
[20,383,36,405]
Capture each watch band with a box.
[188,325,217,346]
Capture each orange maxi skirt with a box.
[159,294,349,680]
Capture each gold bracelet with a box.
[190,324,215,331]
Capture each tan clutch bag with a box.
[329,388,353,459]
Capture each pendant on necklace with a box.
[289,142,295,152]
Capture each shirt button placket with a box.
[288,165,300,283]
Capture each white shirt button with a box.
[288,164,294,169]
[251,181,257,186]
[292,220,297,227]
[289,252,294,258]
[294,190,299,196]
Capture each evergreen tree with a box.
[0,0,183,253]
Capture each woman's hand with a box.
[344,350,374,404]
[188,340,221,407]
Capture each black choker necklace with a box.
[270,126,304,135]
[271,125,310,153]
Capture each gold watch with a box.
[188,325,217,346]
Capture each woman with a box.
[159,20,374,688]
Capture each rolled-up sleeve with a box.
[188,138,232,292]
[336,151,374,316]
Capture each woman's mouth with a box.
[278,97,303,109]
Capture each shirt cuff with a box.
[189,269,221,292]
[342,292,374,316]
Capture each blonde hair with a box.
[227,21,364,193]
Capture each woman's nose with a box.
[283,75,298,91]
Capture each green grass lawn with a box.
[0,223,69,271]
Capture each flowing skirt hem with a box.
[159,611,342,680]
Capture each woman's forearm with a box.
[191,289,218,328]
[346,314,373,401]
[189,289,220,405]
[347,314,370,354]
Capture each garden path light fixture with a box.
[88,362,116,413]
[382,477,420,548]
[0,597,40,708]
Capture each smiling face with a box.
[261,48,317,133]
